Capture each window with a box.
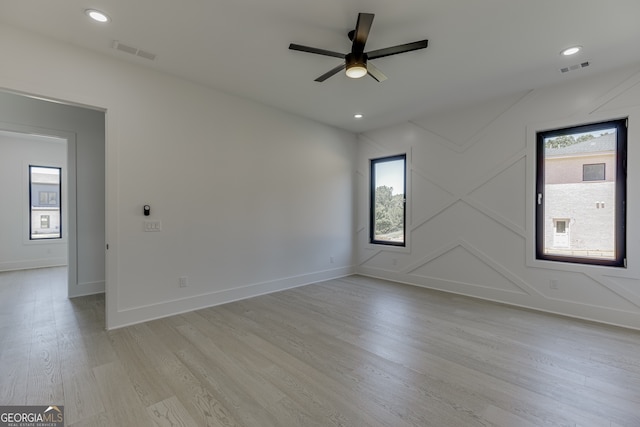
[39,191,58,205]
[370,154,406,246]
[583,163,605,181]
[536,119,626,267]
[29,165,62,240]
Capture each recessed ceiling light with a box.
[354,114,364,119]
[85,9,110,23]
[561,46,582,56]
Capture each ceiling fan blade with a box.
[289,43,345,59]
[367,40,428,60]
[353,13,374,52]
[314,63,346,82]
[366,62,387,82]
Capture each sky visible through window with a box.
[32,166,59,176]
[375,160,404,195]
[544,128,614,146]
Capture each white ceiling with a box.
[1,0,640,133]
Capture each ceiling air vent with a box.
[560,61,589,73]
[112,41,156,61]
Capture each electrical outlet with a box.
[179,276,188,288]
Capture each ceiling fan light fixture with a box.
[346,64,367,79]
[345,52,367,79]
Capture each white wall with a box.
[0,24,356,329]
[0,131,67,270]
[357,63,640,330]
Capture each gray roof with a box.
[546,132,616,157]
[32,172,59,184]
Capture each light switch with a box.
[144,220,162,232]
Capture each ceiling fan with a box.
[289,13,428,82]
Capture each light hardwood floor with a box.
[1,267,639,426]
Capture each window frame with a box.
[29,164,63,240]
[369,154,407,247]
[535,118,627,267]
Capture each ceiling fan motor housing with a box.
[347,52,367,67]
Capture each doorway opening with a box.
[0,89,106,303]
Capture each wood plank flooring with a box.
[1,267,639,426]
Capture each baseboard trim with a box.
[107,265,355,330]
[70,280,105,298]
[0,259,67,272]
[356,268,640,332]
